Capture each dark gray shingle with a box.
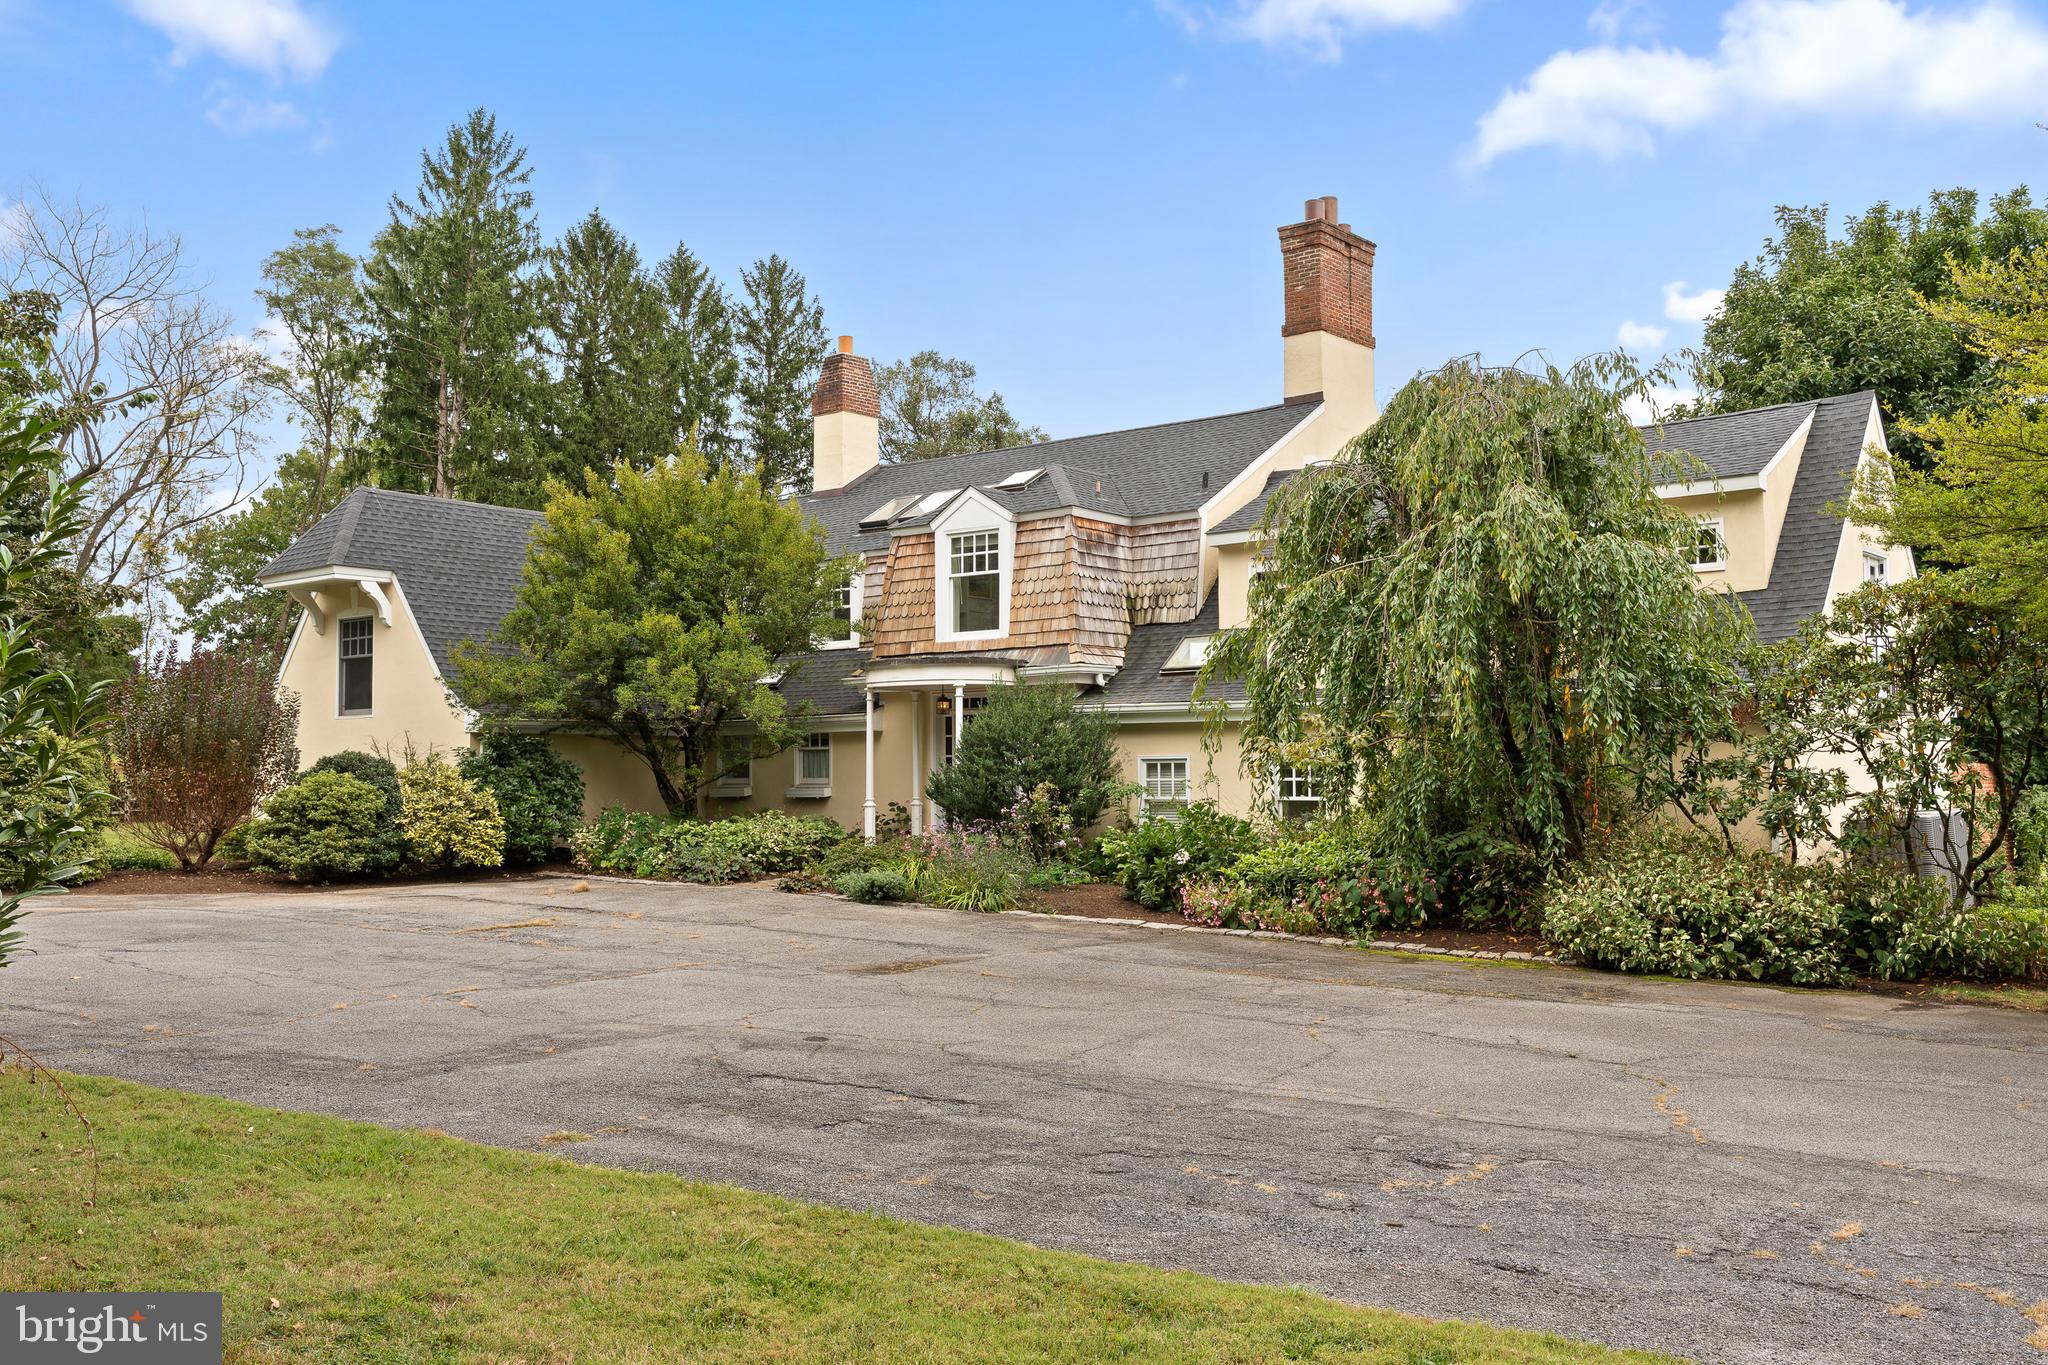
[1639,398,1817,480]
[1734,391,1876,642]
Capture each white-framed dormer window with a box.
[1276,765,1322,819]
[930,491,1014,643]
[1140,757,1190,821]
[789,732,832,798]
[338,614,374,716]
[1863,550,1888,584]
[1690,518,1727,571]
[713,736,752,797]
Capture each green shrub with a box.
[571,809,849,882]
[460,736,585,865]
[1025,860,1093,889]
[304,751,405,873]
[1542,830,1851,986]
[924,685,1121,829]
[245,772,391,882]
[1098,804,1257,910]
[817,837,900,879]
[398,754,505,870]
[99,824,177,873]
[834,869,909,903]
[1227,823,1373,905]
[1839,870,2048,981]
[213,821,255,865]
[899,828,1032,912]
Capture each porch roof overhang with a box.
[859,655,1019,691]
[256,564,396,634]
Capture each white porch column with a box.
[930,697,947,832]
[952,682,967,756]
[908,689,924,835]
[862,687,877,841]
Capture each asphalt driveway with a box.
[2,876,2044,1362]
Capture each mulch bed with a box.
[78,860,580,896]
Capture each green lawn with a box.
[0,1070,1662,1364]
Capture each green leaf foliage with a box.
[1095,804,1257,911]
[569,808,848,882]
[459,735,584,864]
[450,449,852,814]
[923,684,1121,828]
[244,771,390,883]
[735,254,826,494]
[397,753,505,870]
[303,750,405,874]
[876,350,1046,464]
[1204,355,1749,874]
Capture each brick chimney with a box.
[1278,196,1376,423]
[812,335,880,493]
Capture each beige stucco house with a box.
[258,196,1909,835]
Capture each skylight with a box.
[915,488,961,516]
[993,467,1044,491]
[1162,635,1215,673]
[857,495,917,529]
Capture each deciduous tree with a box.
[876,350,1045,463]
[450,449,851,813]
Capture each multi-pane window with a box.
[1140,758,1190,820]
[1277,765,1322,818]
[1690,519,1727,570]
[715,736,753,794]
[1863,551,1888,584]
[338,616,374,715]
[949,530,1001,633]
[796,733,832,787]
[833,583,855,624]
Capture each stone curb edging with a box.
[545,872,1562,965]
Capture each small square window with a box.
[1277,765,1322,818]
[1140,758,1190,820]
[338,616,374,716]
[1690,519,1726,570]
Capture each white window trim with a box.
[1162,634,1215,673]
[1691,517,1727,572]
[931,491,1014,644]
[788,732,833,799]
[1139,756,1191,821]
[712,738,753,798]
[1863,549,1888,584]
[1275,764,1323,814]
[821,569,865,651]
[337,611,376,717]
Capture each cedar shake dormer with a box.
[1278,197,1376,428]
[812,335,880,493]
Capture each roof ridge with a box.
[1635,395,1819,432]
[325,485,371,563]
[831,399,1313,496]
[356,485,544,517]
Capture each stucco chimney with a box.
[1278,196,1376,409]
[812,335,880,493]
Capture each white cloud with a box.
[1662,280,1725,324]
[1163,0,1468,60]
[205,95,304,136]
[1623,382,1700,424]
[1587,0,1658,41]
[1471,0,2048,164]
[121,0,339,81]
[1617,319,1669,350]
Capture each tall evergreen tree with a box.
[735,254,826,493]
[537,209,670,478]
[363,108,543,504]
[655,242,741,471]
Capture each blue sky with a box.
[5,0,2047,446]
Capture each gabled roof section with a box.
[1211,467,1303,538]
[805,402,1317,553]
[259,486,542,674]
[1730,391,1878,642]
[1639,398,1817,481]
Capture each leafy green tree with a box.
[655,242,741,471]
[450,449,852,813]
[735,254,826,493]
[1204,355,1749,871]
[0,392,108,967]
[877,350,1046,463]
[172,451,345,653]
[1854,241,2048,630]
[363,108,543,503]
[256,225,372,506]
[108,649,300,869]
[1684,188,2048,467]
[924,684,1119,829]
[537,210,672,481]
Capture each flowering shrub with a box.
[897,825,1032,912]
[1098,804,1257,909]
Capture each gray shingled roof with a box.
[258,487,541,675]
[1733,391,1875,642]
[1211,467,1303,537]
[1088,592,1237,708]
[803,402,1318,555]
[1640,398,1817,481]
[775,647,871,718]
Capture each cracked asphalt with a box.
[3,876,2045,1362]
